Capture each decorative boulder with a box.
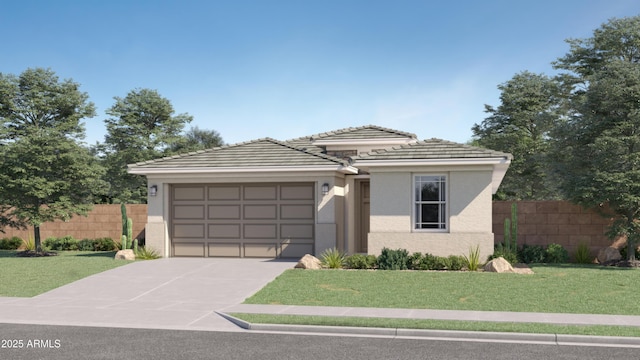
[597,246,621,265]
[483,257,514,273]
[295,254,322,269]
[115,249,136,261]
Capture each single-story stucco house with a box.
[128,125,511,260]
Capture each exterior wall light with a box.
[321,183,330,195]
[149,185,158,197]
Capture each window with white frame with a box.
[414,175,447,230]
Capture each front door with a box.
[355,180,370,253]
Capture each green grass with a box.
[0,250,131,297]
[245,265,640,315]
[230,313,640,338]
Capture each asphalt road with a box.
[1,324,638,360]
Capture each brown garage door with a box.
[171,183,315,258]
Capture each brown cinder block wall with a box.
[493,201,613,259]
[0,205,147,242]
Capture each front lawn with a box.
[0,250,131,297]
[245,265,640,315]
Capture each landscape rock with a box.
[483,257,514,273]
[295,254,322,269]
[597,246,621,265]
[115,249,136,261]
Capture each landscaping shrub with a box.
[44,236,78,251]
[0,236,23,250]
[320,248,346,269]
[93,237,116,251]
[377,248,409,270]
[619,246,640,261]
[447,255,465,271]
[574,242,593,264]
[463,245,482,271]
[345,254,377,269]
[408,252,424,270]
[77,239,95,251]
[489,243,519,264]
[545,243,569,263]
[518,244,546,264]
[135,246,161,260]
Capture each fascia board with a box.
[128,165,359,175]
[353,157,511,168]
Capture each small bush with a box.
[0,236,23,250]
[320,248,346,269]
[490,243,518,264]
[518,244,546,264]
[44,236,78,251]
[574,242,593,264]
[377,248,409,270]
[94,238,116,251]
[345,254,377,269]
[135,246,161,260]
[545,243,569,263]
[77,239,95,251]
[619,246,640,261]
[408,252,424,270]
[447,255,465,271]
[463,245,482,271]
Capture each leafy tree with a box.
[170,126,224,153]
[0,68,104,252]
[101,88,193,203]
[553,16,640,261]
[472,71,564,200]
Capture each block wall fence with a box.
[0,205,147,242]
[493,201,613,258]
[0,202,615,256]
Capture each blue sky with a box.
[3,0,640,146]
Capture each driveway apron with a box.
[0,258,294,331]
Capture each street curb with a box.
[218,312,640,348]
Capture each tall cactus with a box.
[503,203,518,252]
[121,203,130,249]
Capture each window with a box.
[414,175,447,230]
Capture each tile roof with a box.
[354,138,513,161]
[129,138,350,169]
[285,125,416,146]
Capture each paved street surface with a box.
[2,323,639,360]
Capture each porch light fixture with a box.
[149,185,158,197]
[321,183,330,195]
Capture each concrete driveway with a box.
[0,258,294,331]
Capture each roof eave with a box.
[127,165,359,176]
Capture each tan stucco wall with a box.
[368,168,494,258]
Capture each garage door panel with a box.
[174,187,205,201]
[244,186,277,200]
[281,224,314,239]
[209,205,241,219]
[281,185,314,200]
[209,186,241,200]
[209,224,241,239]
[244,224,277,239]
[244,243,278,257]
[281,204,314,219]
[244,205,277,219]
[209,243,241,257]
[174,224,205,238]
[174,205,205,219]
[173,243,205,257]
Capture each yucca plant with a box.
[320,248,346,269]
[22,236,35,251]
[135,246,161,260]
[463,245,481,271]
[574,242,592,264]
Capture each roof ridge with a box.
[311,124,417,140]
